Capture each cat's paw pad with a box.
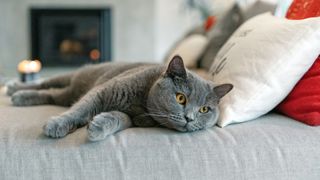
[43,117,70,138]
[11,90,39,106]
[87,113,116,141]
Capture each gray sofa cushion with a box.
[0,90,320,179]
[242,0,277,21]
[199,4,243,70]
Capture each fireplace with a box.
[30,8,112,67]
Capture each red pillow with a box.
[285,0,320,19]
[277,0,320,126]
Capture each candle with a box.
[17,60,42,74]
[17,60,42,82]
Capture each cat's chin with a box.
[173,127,188,132]
[170,124,201,132]
[163,124,187,132]
[186,123,203,132]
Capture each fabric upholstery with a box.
[0,90,320,179]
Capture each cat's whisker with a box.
[142,111,170,117]
[189,124,197,132]
[169,118,186,125]
[159,122,170,126]
[194,124,201,130]
[142,113,168,118]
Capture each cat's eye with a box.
[176,93,186,105]
[199,106,209,113]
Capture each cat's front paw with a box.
[87,113,117,141]
[11,90,39,106]
[43,116,71,138]
[6,81,21,96]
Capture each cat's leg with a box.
[43,87,107,138]
[7,81,41,96]
[43,79,136,138]
[87,111,132,141]
[11,87,73,106]
[7,73,73,96]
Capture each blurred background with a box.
[0,0,292,80]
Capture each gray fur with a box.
[87,111,132,141]
[9,56,232,141]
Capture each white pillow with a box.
[209,13,320,127]
[167,34,208,68]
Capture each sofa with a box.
[2,1,320,179]
[1,87,320,180]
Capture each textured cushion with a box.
[1,89,320,179]
[209,13,320,127]
[277,0,320,126]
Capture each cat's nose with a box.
[185,116,194,122]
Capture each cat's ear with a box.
[166,55,187,79]
[214,84,233,98]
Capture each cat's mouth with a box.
[184,123,203,132]
[170,120,203,132]
[163,121,203,132]
[153,114,203,132]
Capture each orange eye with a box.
[199,106,209,113]
[176,93,186,105]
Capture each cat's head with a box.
[147,55,233,132]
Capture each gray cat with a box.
[7,56,232,141]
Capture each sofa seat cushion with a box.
[0,90,320,179]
